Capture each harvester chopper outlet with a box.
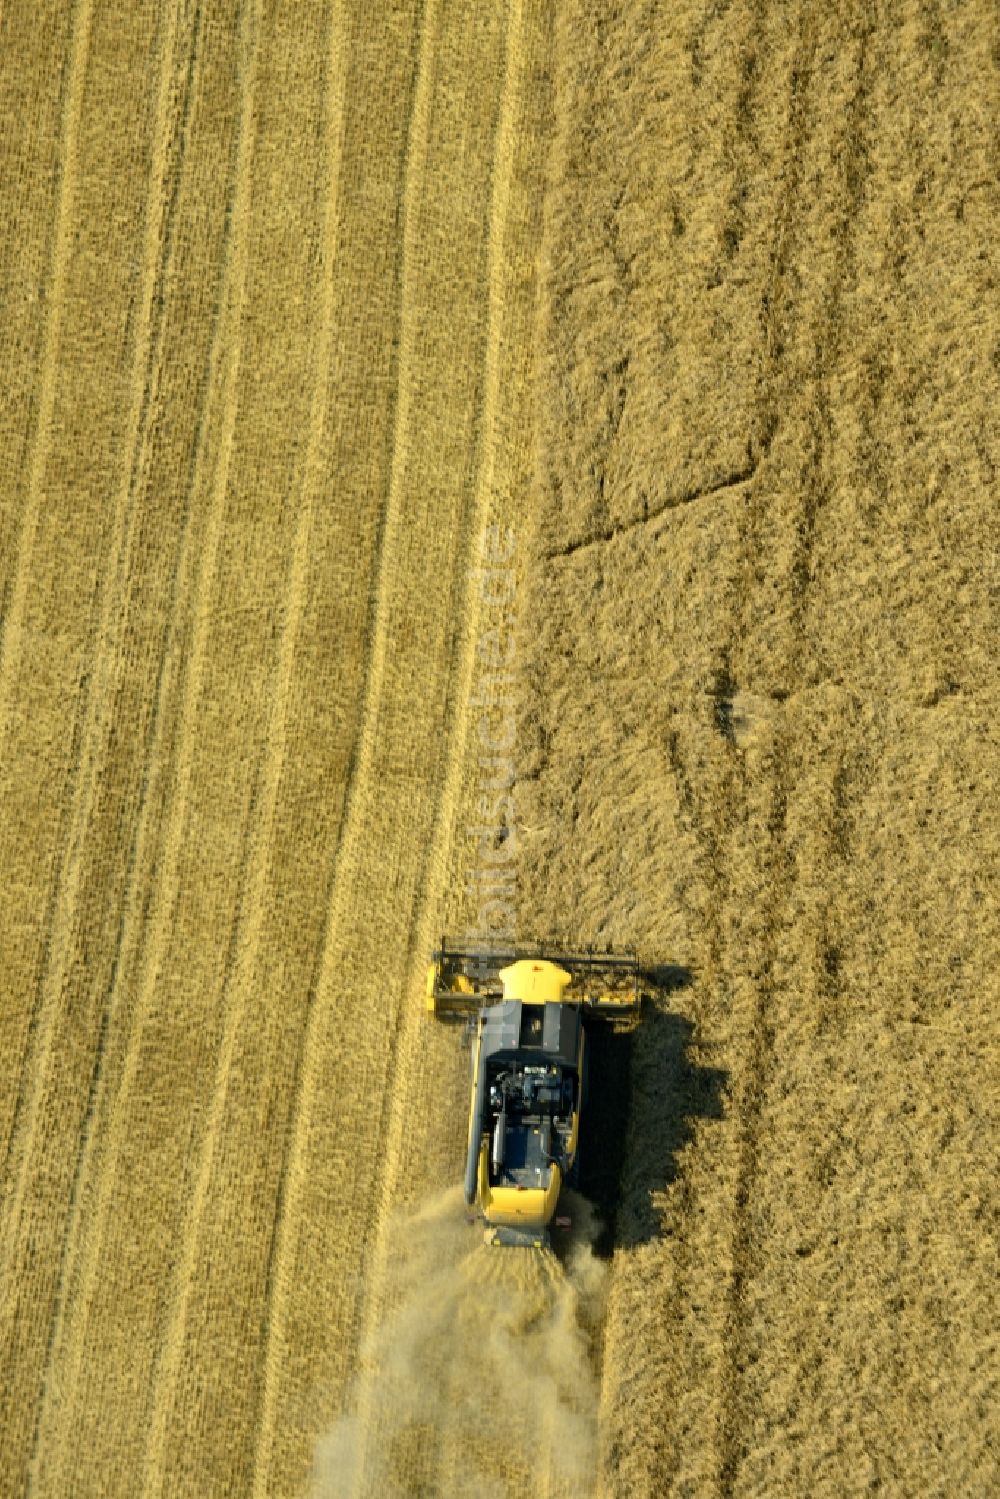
[426,940,640,1247]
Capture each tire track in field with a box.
[0,0,199,1182]
[18,14,204,1473]
[341,4,521,1488]
[747,2,819,476]
[716,14,875,1492]
[0,6,77,644]
[0,0,94,727]
[787,20,874,653]
[138,8,350,1489]
[714,733,791,1498]
[248,4,437,1488]
[30,4,263,1480]
[0,5,190,1477]
[731,0,819,633]
[0,0,95,1186]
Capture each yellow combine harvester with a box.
[426,940,640,1247]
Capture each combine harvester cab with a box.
[426,940,640,1247]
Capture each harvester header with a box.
[426,937,640,1019]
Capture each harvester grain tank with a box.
[426,940,640,1246]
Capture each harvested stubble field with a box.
[0,1,997,1497]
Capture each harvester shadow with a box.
[574,965,727,1257]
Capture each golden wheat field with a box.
[1,1,997,1495]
